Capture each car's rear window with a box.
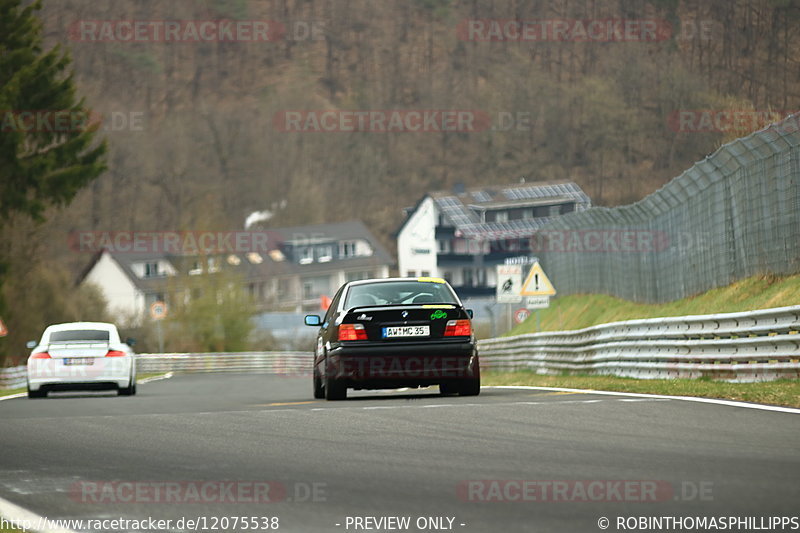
[345,281,459,308]
[49,330,110,342]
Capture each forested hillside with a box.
[35,0,800,246]
[1,0,799,361]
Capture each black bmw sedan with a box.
[304,277,480,400]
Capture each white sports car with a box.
[26,322,137,398]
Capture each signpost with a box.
[150,301,168,353]
[520,262,556,297]
[495,265,522,303]
[496,260,557,333]
[514,308,531,324]
[496,265,522,333]
[525,296,550,309]
[519,262,556,332]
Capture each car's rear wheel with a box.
[324,357,347,400]
[439,382,458,395]
[27,387,46,399]
[325,378,347,400]
[458,377,480,396]
[118,379,137,396]
[313,366,324,399]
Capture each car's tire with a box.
[323,356,347,400]
[325,378,347,401]
[313,367,324,399]
[118,378,137,396]
[439,382,458,395]
[458,377,481,396]
[27,387,46,399]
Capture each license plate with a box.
[63,358,95,366]
[382,326,430,338]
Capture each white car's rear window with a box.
[49,330,110,342]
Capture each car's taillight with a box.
[444,319,472,337]
[30,352,51,359]
[105,350,126,357]
[338,323,367,341]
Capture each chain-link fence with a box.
[537,113,800,303]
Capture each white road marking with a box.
[138,372,174,384]
[0,493,78,533]
[0,393,26,402]
[0,372,174,402]
[485,386,800,414]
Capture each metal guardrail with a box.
[0,353,314,390]
[0,366,26,390]
[478,306,800,382]
[135,351,312,375]
[2,307,798,388]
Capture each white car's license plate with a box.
[382,326,430,338]
[63,358,95,366]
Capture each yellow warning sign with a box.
[520,262,556,296]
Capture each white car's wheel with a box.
[118,378,136,396]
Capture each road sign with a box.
[520,262,556,296]
[525,296,550,309]
[514,308,531,324]
[496,264,522,303]
[150,301,168,320]
[0,317,7,337]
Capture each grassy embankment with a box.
[484,273,800,407]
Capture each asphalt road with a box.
[1,374,798,533]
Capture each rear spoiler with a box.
[345,303,458,314]
[47,341,110,349]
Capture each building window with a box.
[303,282,314,299]
[463,268,474,287]
[407,270,416,277]
[522,209,533,220]
[317,245,333,262]
[277,279,289,298]
[298,247,313,264]
[437,240,451,254]
[560,202,575,214]
[420,270,430,277]
[339,241,357,258]
[494,211,509,223]
[144,262,160,277]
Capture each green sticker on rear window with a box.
[430,310,448,320]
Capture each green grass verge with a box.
[509,272,800,335]
[483,371,800,408]
[0,387,24,398]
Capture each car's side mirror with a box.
[305,315,322,326]
[26,340,37,349]
[466,309,474,319]
[125,337,136,347]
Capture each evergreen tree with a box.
[0,0,107,221]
